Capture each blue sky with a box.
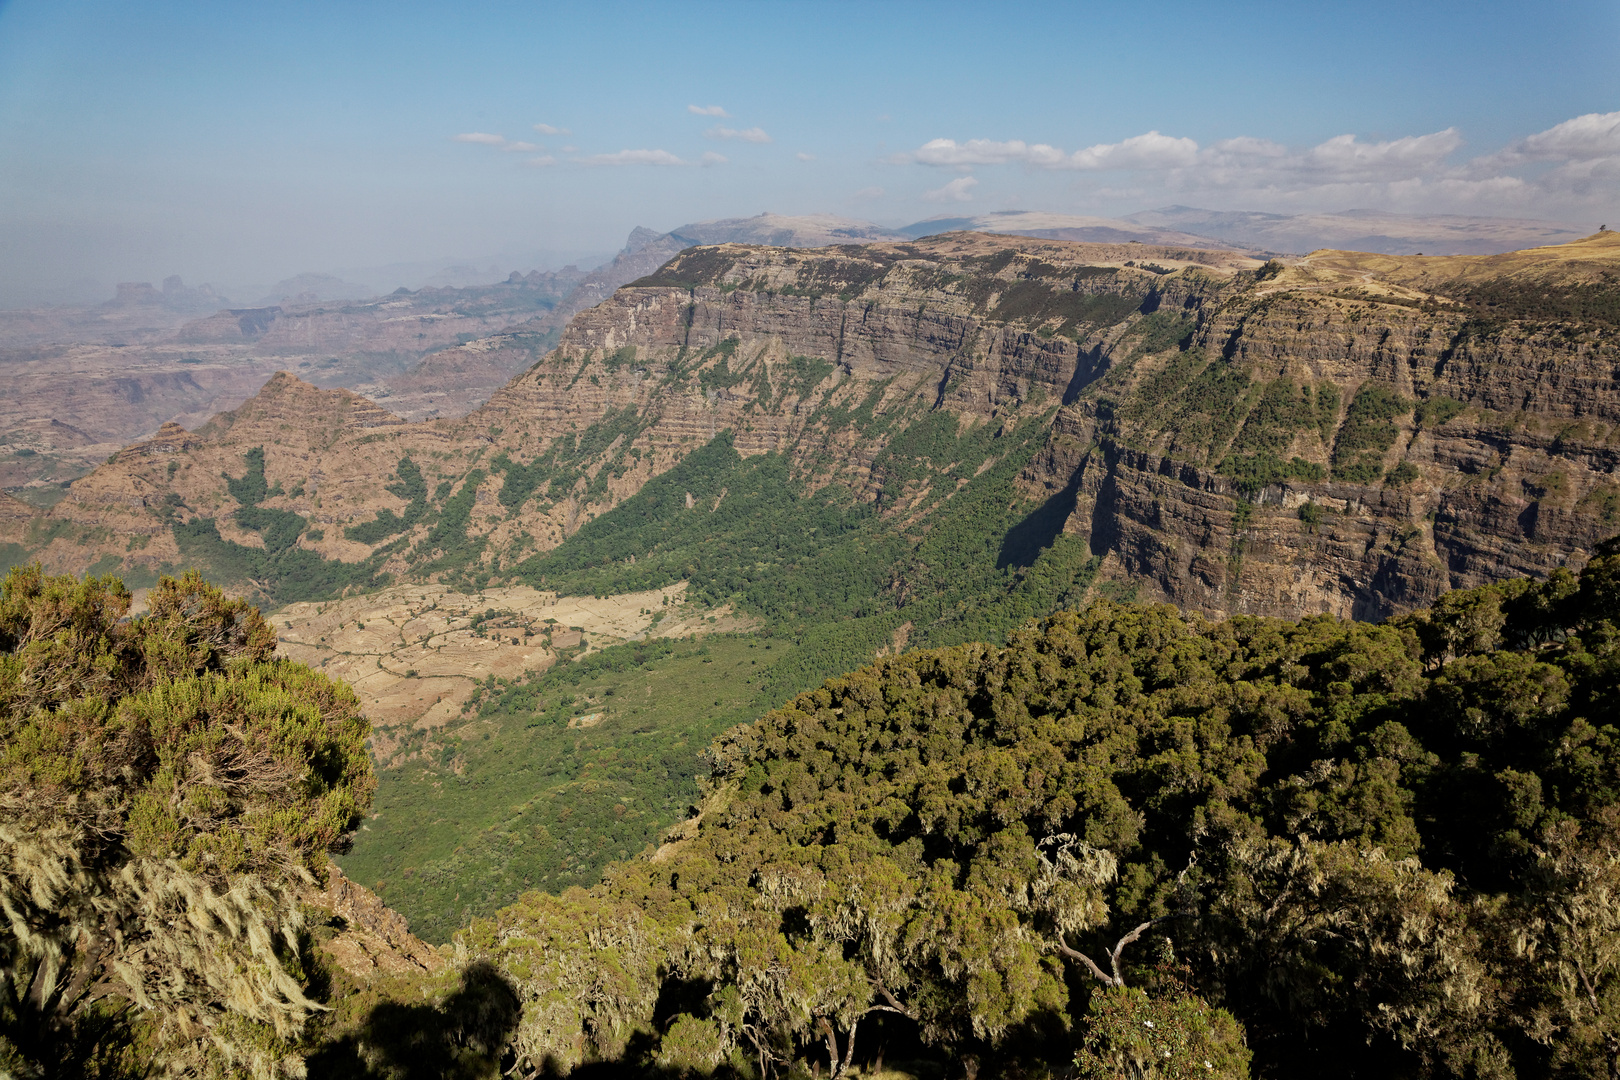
[1,0,1616,303]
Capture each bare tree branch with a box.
[1576,955,1603,1017]
[57,926,112,1020]
[871,981,916,1019]
[1110,915,1179,985]
[1059,911,1193,987]
[1056,935,1118,986]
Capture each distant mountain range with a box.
[896,207,1587,256]
[602,207,1588,269]
[1120,206,1588,256]
[253,271,379,307]
[894,210,1223,248]
[664,212,903,247]
[37,206,1588,325]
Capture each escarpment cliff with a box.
[1039,231,1620,617]
[11,230,1620,631]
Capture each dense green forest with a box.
[7,542,1620,1079]
[506,416,1100,683]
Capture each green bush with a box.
[1125,311,1196,359]
[344,456,428,543]
[1414,396,1466,429]
[0,566,373,1078]
[1332,383,1410,483]
[1076,982,1251,1080]
[1386,461,1421,486]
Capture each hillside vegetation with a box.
[0,567,375,1079]
[7,539,1620,1078]
[353,419,1102,938]
[16,232,1620,624]
[441,537,1620,1080]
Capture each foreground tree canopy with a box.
[5,540,1620,1079]
[0,567,374,1079]
[465,539,1620,1080]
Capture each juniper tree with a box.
[0,566,374,1079]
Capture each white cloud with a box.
[852,185,884,200]
[1521,111,1620,160]
[706,126,772,143]
[891,119,1620,218]
[909,138,1058,166]
[1206,136,1289,161]
[1069,130,1200,170]
[1298,129,1461,179]
[1473,110,1620,170]
[688,104,730,117]
[701,151,728,166]
[796,152,816,162]
[923,176,978,202]
[903,127,1447,179]
[1533,155,1620,198]
[453,132,506,146]
[533,123,571,136]
[576,148,687,166]
[503,141,543,153]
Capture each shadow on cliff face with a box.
[998,484,1080,570]
[1062,343,1106,405]
[307,961,521,1080]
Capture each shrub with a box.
[0,566,374,1078]
[1075,982,1251,1080]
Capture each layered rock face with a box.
[479,238,1240,477]
[1044,233,1620,618]
[10,229,1619,626]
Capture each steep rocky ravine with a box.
[5,229,1618,628]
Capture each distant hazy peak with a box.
[255,271,376,307]
[105,276,229,313]
[623,226,667,254]
[662,212,907,248]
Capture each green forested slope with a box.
[345,635,778,942]
[350,417,1102,937]
[446,540,1620,1080]
[11,546,1620,1079]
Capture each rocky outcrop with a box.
[313,864,444,979]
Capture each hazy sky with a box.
[1,0,1616,304]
